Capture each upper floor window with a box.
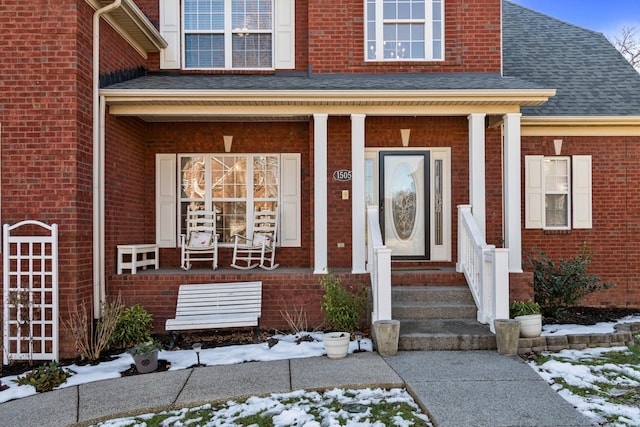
[365,0,444,61]
[184,0,274,69]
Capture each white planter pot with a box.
[515,314,542,338]
[323,332,350,359]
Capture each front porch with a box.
[107,263,518,351]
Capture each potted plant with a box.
[128,340,162,373]
[510,300,543,338]
[319,272,366,359]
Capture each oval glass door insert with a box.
[391,163,417,240]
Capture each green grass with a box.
[91,388,433,427]
[532,345,640,426]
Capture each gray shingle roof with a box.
[104,72,544,91]
[104,1,640,117]
[503,0,640,116]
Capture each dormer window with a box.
[183,0,274,69]
[365,0,444,61]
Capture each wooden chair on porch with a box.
[181,207,218,270]
[231,207,279,270]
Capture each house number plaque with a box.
[333,169,352,181]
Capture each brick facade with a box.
[1,0,639,360]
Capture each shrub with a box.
[127,340,162,357]
[320,272,367,333]
[509,300,541,318]
[110,304,153,348]
[526,242,614,317]
[13,361,75,393]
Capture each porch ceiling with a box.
[102,89,556,122]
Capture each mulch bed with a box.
[2,308,639,379]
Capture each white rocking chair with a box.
[180,207,218,270]
[231,207,279,270]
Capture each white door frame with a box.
[365,147,451,262]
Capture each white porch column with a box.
[351,114,366,274]
[468,113,486,237]
[503,113,523,272]
[314,113,329,274]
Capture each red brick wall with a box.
[308,0,501,74]
[141,0,500,74]
[109,270,369,332]
[519,136,640,308]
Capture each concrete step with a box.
[392,286,475,304]
[398,319,496,351]
[393,301,477,320]
[391,268,466,286]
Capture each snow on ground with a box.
[0,332,372,404]
[542,315,640,336]
[1,316,640,425]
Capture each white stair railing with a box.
[366,206,392,323]
[456,205,509,333]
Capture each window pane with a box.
[383,1,396,19]
[412,1,425,19]
[217,201,247,243]
[398,2,411,19]
[185,0,224,30]
[253,155,279,199]
[545,159,569,192]
[545,194,568,227]
[211,156,247,199]
[232,33,272,68]
[181,156,206,199]
[185,34,224,68]
[232,0,272,30]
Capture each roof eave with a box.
[88,0,167,56]
[521,116,640,136]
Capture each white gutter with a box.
[93,0,122,318]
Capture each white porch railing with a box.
[456,205,509,333]
[366,206,392,323]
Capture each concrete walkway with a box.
[1,351,594,427]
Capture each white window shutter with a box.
[280,153,301,246]
[525,155,544,229]
[160,0,181,69]
[156,154,177,247]
[572,155,592,229]
[274,0,295,69]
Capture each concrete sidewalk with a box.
[0,351,593,427]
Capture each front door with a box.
[379,151,430,259]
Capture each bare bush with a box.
[280,302,308,334]
[62,295,124,362]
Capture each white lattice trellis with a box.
[3,220,59,364]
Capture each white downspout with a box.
[93,0,122,318]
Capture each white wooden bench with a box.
[165,281,262,348]
[117,244,159,274]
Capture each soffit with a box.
[92,0,167,53]
[102,89,556,122]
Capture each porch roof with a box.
[101,73,555,121]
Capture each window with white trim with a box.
[179,154,279,243]
[183,0,274,69]
[525,155,592,230]
[365,0,444,61]
[155,153,300,248]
